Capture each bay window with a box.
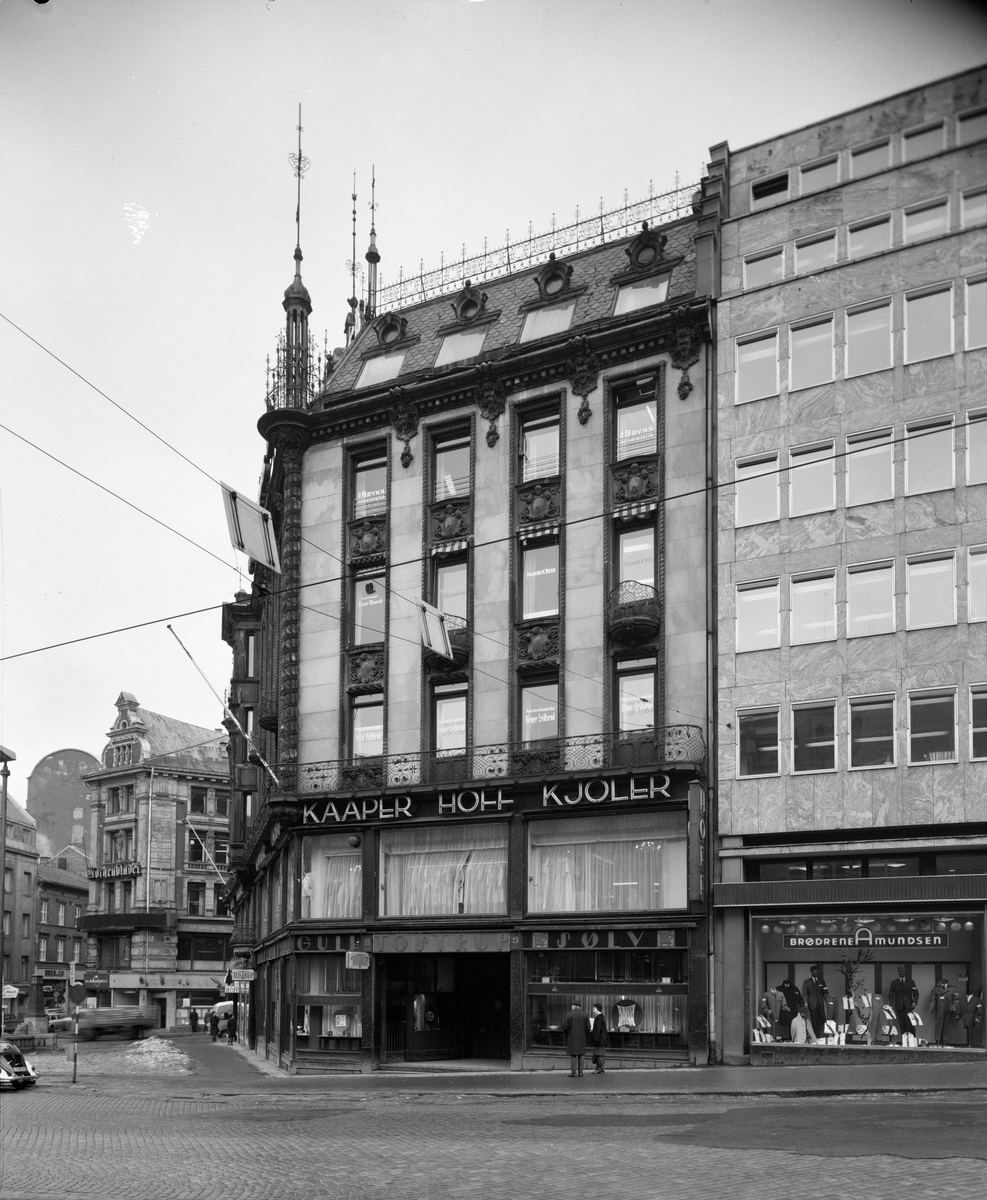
[301,834,362,920]
[380,824,508,917]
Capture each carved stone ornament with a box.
[612,458,660,507]
[450,279,488,324]
[534,252,573,302]
[517,623,560,664]
[430,501,471,543]
[564,335,600,423]
[473,365,506,448]
[349,518,387,560]
[349,650,385,690]
[625,221,667,272]
[258,694,279,733]
[670,317,703,401]
[516,481,561,525]
[389,390,419,468]
[373,312,408,347]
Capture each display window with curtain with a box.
[379,823,508,917]
[294,953,364,1052]
[301,834,363,920]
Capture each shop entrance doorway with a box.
[383,953,509,1062]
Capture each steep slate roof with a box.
[324,217,698,398]
[37,861,90,893]
[135,707,227,774]
[4,793,36,828]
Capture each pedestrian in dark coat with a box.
[227,1013,237,1044]
[563,1002,590,1077]
[209,1012,220,1043]
[590,1004,609,1073]
[188,1008,199,1034]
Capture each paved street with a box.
[1,1038,984,1200]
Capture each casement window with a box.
[736,580,780,652]
[792,702,836,773]
[846,562,895,638]
[520,680,559,744]
[380,823,508,918]
[850,139,890,177]
[966,277,987,349]
[789,442,835,516]
[38,935,48,961]
[57,903,66,927]
[905,418,954,494]
[300,834,362,920]
[790,573,836,644]
[903,199,949,243]
[350,693,384,760]
[352,454,387,518]
[614,376,658,459]
[40,900,49,923]
[216,792,229,818]
[614,274,670,315]
[789,318,834,390]
[961,189,987,228]
[737,708,779,777]
[617,526,655,586]
[352,573,386,645]
[520,412,560,480]
[433,682,468,757]
[190,787,206,814]
[521,542,559,619]
[434,328,487,368]
[971,686,987,760]
[187,882,206,917]
[969,547,987,622]
[799,156,838,195]
[188,832,204,864]
[846,302,892,376]
[743,248,784,290]
[846,429,894,506]
[735,454,779,526]
[213,840,229,868]
[903,122,944,162]
[356,351,405,389]
[750,172,789,209]
[794,233,836,275]
[957,107,987,145]
[905,554,956,629]
[519,299,577,343]
[905,286,953,363]
[736,332,779,402]
[848,216,891,259]
[908,690,956,763]
[435,557,468,621]
[245,632,257,677]
[968,413,987,486]
[433,433,471,500]
[616,658,656,732]
[849,695,896,769]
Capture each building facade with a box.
[26,749,100,861]
[1,795,39,1029]
[80,692,233,1029]
[224,184,722,1072]
[712,66,987,1062]
[34,859,88,1015]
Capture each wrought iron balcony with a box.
[606,581,661,643]
[297,725,704,793]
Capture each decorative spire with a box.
[365,167,379,322]
[283,105,312,408]
[344,173,359,345]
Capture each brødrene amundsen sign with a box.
[784,931,949,948]
[300,772,685,826]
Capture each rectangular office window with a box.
[614,274,669,315]
[618,526,655,586]
[969,413,987,485]
[961,188,987,228]
[791,573,836,644]
[850,139,890,176]
[433,683,467,756]
[847,562,895,637]
[380,823,508,917]
[190,787,206,815]
[521,681,558,743]
[905,419,954,494]
[972,686,987,759]
[521,542,559,619]
[795,233,836,275]
[904,199,949,243]
[735,454,779,526]
[846,302,892,376]
[436,558,468,620]
[905,286,953,362]
[906,555,956,628]
[846,429,894,506]
[528,810,687,914]
[751,172,789,209]
[216,792,229,818]
[187,882,205,917]
[615,378,658,459]
[616,659,656,732]
[434,328,487,368]
[850,696,895,768]
[800,156,838,195]
[958,108,987,144]
[744,249,784,289]
[970,547,987,622]
[519,299,577,343]
[738,709,779,776]
[848,216,891,258]
[356,352,405,389]
[789,318,834,390]
[789,442,835,516]
[520,413,560,480]
[353,455,387,518]
[908,690,956,763]
[792,703,836,772]
[433,435,471,500]
[736,580,780,652]
[350,693,383,759]
[966,277,987,349]
[736,332,778,402]
[903,122,944,161]
[352,574,385,645]
[188,832,204,864]
[868,856,920,878]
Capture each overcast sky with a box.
[1,0,985,797]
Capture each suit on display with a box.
[888,967,919,1039]
[959,991,984,1047]
[929,979,959,1046]
[802,966,830,1038]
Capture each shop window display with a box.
[379,823,508,917]
[294,954,363,1052]
[301,834,363,920]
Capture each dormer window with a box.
[374,313,408,346]
[435,327,487,368]
[614,274,670,316]
[519,299,577,343]
[356,352,405,389]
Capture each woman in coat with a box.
[562,1002,590,1077]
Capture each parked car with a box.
[0,1040,38,1089]
[48,1006,156,1040]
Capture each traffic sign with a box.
[225,982,250,994]
[2,984,19,999]
[68,984,86,1005]
[69,962,76,986]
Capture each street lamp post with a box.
[0,745,16,1026]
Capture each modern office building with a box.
[712,66,987,1062]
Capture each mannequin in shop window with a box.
[802,964,830,1039]
[888,964,919,1043]
[777,979,802,1041]
[959,988,984,1048]
[759,984,785,1039]
[929,977,960,1046]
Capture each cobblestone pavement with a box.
[2,1074,985,1200]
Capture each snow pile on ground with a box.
[121,1037,194,1074]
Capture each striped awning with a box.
[614,500,658,522]
[519,520,561,543]
[431,538,470,556]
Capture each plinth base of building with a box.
[751,1043,986,1066]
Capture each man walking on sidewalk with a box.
[563,1002,590,1077]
